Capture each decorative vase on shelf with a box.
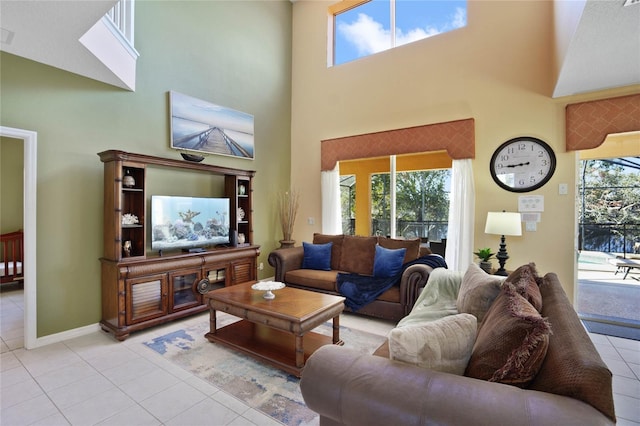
[123,240,132,257]
[238,233,246,245]
[279,239,295,249]
[123,170,135,188]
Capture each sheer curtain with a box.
[445,159,475,272]
[321,163,342,234]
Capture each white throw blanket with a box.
[389,268,476,375]
[388,313,477,375]
[396,268,463,328]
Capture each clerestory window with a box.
[330,0,467,66]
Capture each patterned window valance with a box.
[566,93,640,152]
[321,118,475,171]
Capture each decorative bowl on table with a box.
[252,281,285,300]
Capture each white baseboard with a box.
[29,323,101,349]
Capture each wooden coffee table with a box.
[204,282,345,377]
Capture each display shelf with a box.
[225,175,253,245]
[99,150,259,340]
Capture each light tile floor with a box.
[1,288,639,425]
[1,287,24,352]
[0,289,393,426]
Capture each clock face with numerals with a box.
[490,137,556,193]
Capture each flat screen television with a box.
[151,195,230,251]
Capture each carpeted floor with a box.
[142,315,387,426]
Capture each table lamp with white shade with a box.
[485,211,522,276]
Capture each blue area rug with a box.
[143,315,386,425]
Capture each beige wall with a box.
[0,1,292,337]
[291,0,640,302]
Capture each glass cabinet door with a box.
[126,274,168,324]
[169,269,201,311]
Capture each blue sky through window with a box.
[334,0,467,65]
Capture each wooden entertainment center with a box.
[98,150,259,341]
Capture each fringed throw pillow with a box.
[465,282,551,387]
[505,262,543,313]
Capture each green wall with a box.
[0,136,24,233]
[0,1,292,337]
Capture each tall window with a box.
[578,157,640,254]
[371,173,391,236]
[340,175,356,235]
[339,152,452,238]
[370,169,450,239]
[331,0,467,66]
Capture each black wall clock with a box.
[490,136,556,193]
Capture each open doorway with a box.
[0,126,37,349]
[0,137,24,351]
[576,132,640,340]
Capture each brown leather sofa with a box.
[300,272,616,426]
[268,234,439,322]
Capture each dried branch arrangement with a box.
[278,188,300,241]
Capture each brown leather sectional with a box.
[300,272,616,425]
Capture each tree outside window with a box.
[579,158,640,254]
[370,169,450,240]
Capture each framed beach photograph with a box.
[169,91,254,160]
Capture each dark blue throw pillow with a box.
[302,242,333,271]
[373,245,407,278]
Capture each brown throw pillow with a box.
[465,282,551,388]
[339,235,378,275]
[505,263,543,312]
[456,263,505,323]
[378,237,421,264]
[313,233,344,271]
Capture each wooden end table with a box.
[204,282,345,377]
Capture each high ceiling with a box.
[0,1,125,88]
[553,0,640,97]
[0,0,639,96]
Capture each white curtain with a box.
[445,159,475,272]
[321,163,342,234]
